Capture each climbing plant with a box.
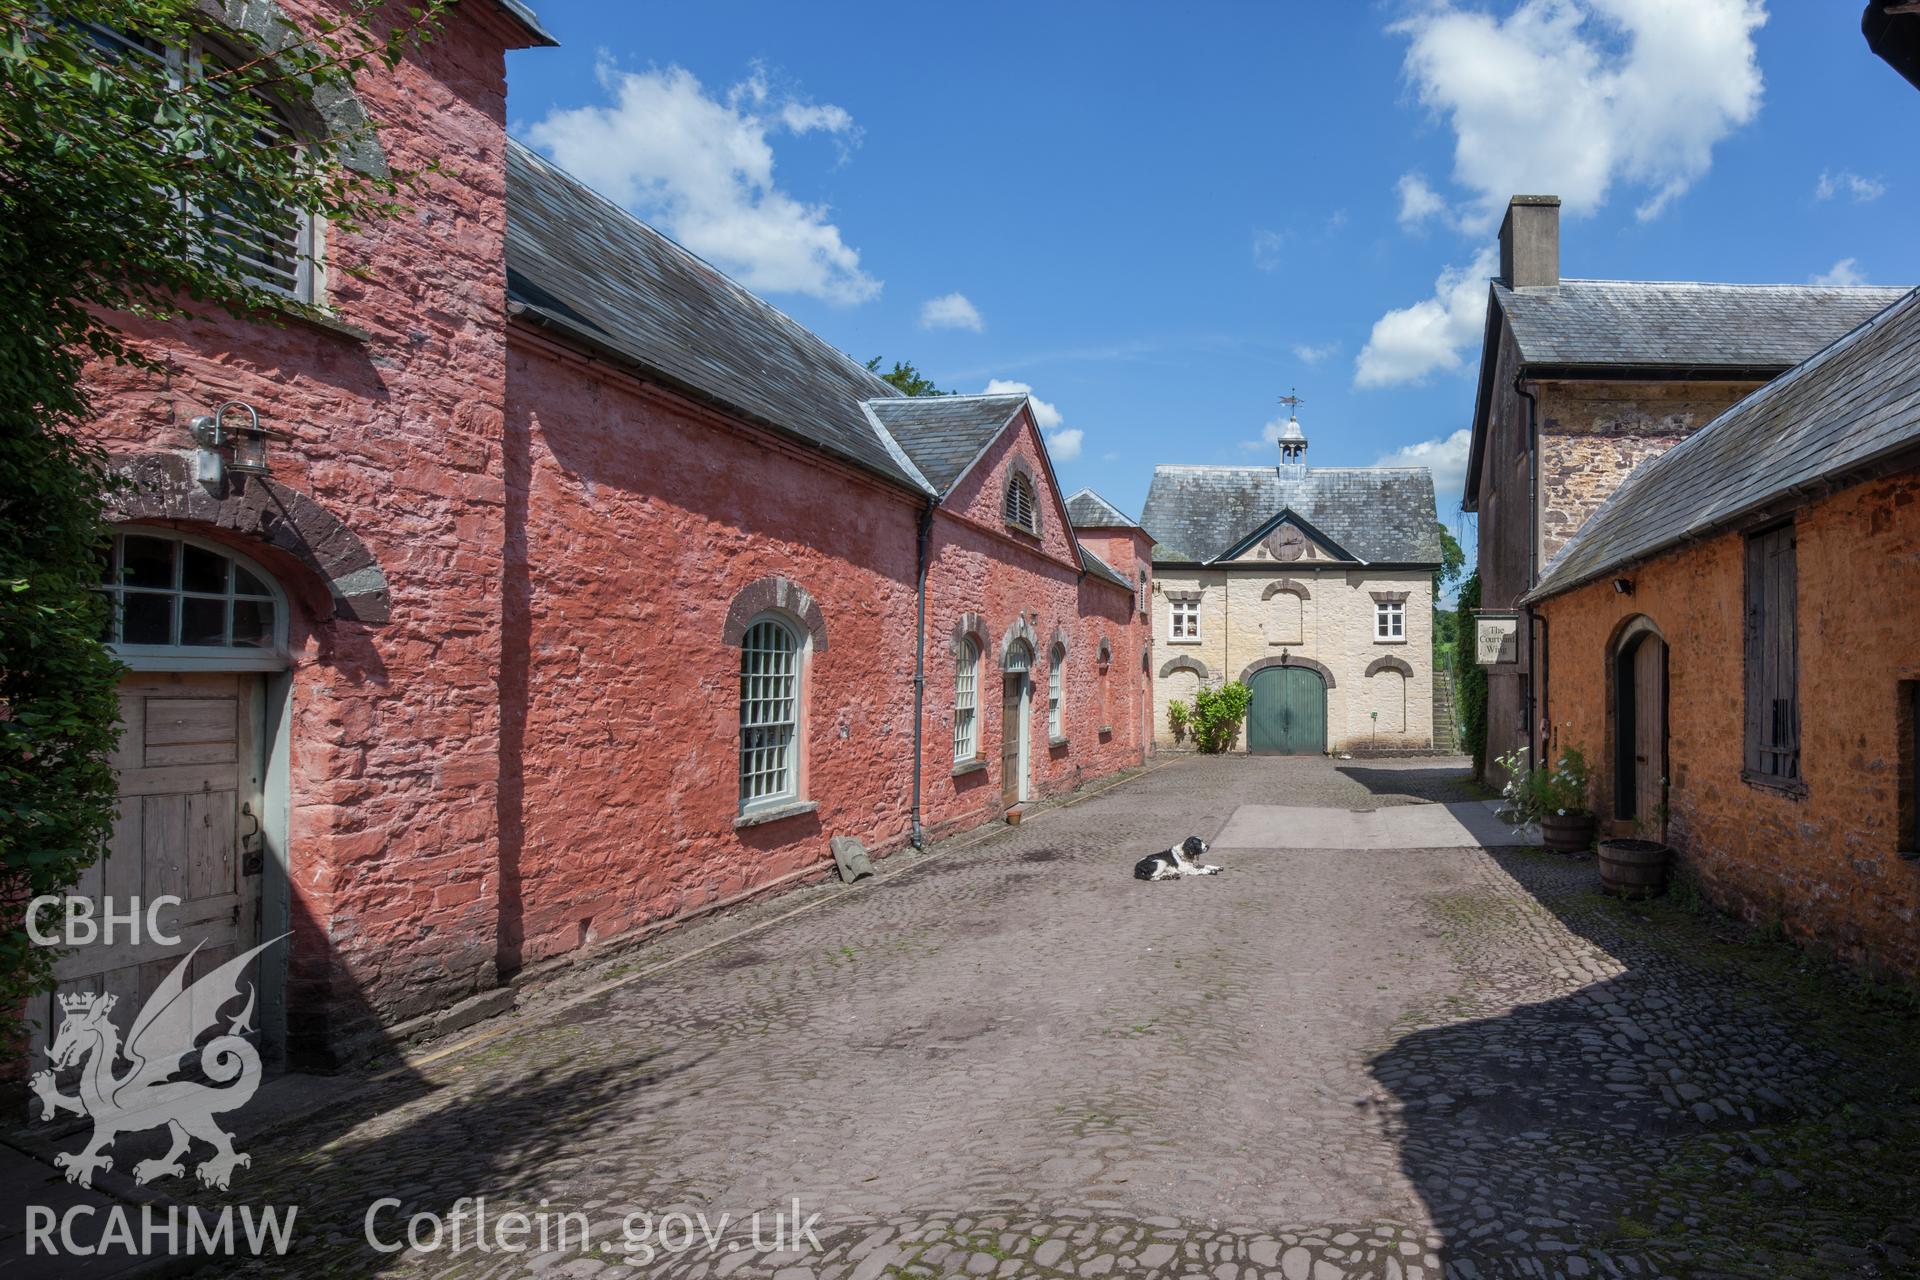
[0,0,445,1036]
[1452,572,1488,776]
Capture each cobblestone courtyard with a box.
[154,758,1920,1277]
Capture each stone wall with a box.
[919,413,1152,834]
[1536,469,1920,984]
[503,333,923,970]
[75,0,526,1061]
[1149,567,1435,752]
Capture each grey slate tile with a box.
[1140,467,1441,565]
[1529,287,1920,599]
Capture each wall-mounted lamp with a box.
[189,400,285,484]
[1612,577,1635,596]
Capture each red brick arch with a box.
[722,575,829,651]
[109,452,390,624]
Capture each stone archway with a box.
[1239,654,1336,689]
[109,453,390,623]
[723,575,830,652]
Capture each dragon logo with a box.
[31,936,286,1191]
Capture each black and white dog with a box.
[1133,836,1222,881]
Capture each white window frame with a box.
[1048,644,1065,738]
[954,636,980,762]
[100,529,289,672]
[85,23,322,303]
[1169,597,1201,643]
[1375,600,1406,642]
[739,616,802,811]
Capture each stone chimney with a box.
[1498,195,1560,288]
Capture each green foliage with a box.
[0,0,444,1037]
[1451,571,1488,773]
[1189,681,1252,754]
[1166,699,1189,743]
[864,356,950,397]
[1434,522,1465,590]
[1495,742,1594,821]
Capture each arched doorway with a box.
[30,528,296,1070]
[1002,640,1033,807]
[1248,664,1327,754]
[1613,619,1669,831]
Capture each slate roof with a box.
[862,395,1027,493]
[1140,467,1441,565]
[1496,279,1909,369]
[1528,286,1920,601]
[1077,543,1135,590]
[1064,488,1140,529]
[503,141,925,491]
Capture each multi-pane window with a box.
[1048,644,1065,737]
[739,620,799,808]
[953,637,980,761]
[100,532,280,653]
[1170,598,1199,640]
[1744,523,1799,784]
[1375,600,1405,640]
[1004,473,1037,534]
[84,23,319,301]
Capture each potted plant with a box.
[1499,744,1597,856]
[1599,796,1673,897]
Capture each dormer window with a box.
[1004,472,1037,535]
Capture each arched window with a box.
[1003,472,1037,535]
[1048,642,1066,737]
[739,618,800,809]
[82,22,322,302]
[954,636,980,761]
[100,530,287,670]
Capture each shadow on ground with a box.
[1372,846,1920,1279]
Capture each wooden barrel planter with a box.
[1539,812,1596,856]
[1599,838,1672,898]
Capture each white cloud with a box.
[1046,429,1085,461]
[984,378,1081,460]
[1397,173,1452,230]
[1810,258,1867,287]
[523,60,880,305]
[1252,229,1286,271]
[1394,0,1765,228]
[1241,415,1295,454]
[1815,170,1886,203]
[1375,428,1475,512]
[1355,246,1499,388]
[1292,341,1339,366]
[920,292,984,332]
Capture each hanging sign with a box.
[1474,612,1521,666]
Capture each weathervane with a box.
[1277,388,1305,415]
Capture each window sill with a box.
[257,297,375,344]
[1899,849,1920,863]
[951,759,988,778]
[1098,725,1113,738]
[1166,638,1203,646]
[733,799,818,830]
[1739,769,1807,800]
[1004,522,1039,538]
[1048,735,1070,749]
[1374,637,1407,645]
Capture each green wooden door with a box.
[1247,666,1326,754]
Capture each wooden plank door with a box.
[28,673,265,1069]
[1001,674,1023,808]
[1632,636,1667,834]
[1283,668,1327,755]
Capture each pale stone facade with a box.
[1150,564,1434,753]
[1135,432,1443,755]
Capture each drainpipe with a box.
[1515,374,1542,773]
[1534,609,1550,762]
[910,497,936,849]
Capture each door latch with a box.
[240,801,264,875]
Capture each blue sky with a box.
[505,2,1920,562]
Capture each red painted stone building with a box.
[41,2,1150,1069]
